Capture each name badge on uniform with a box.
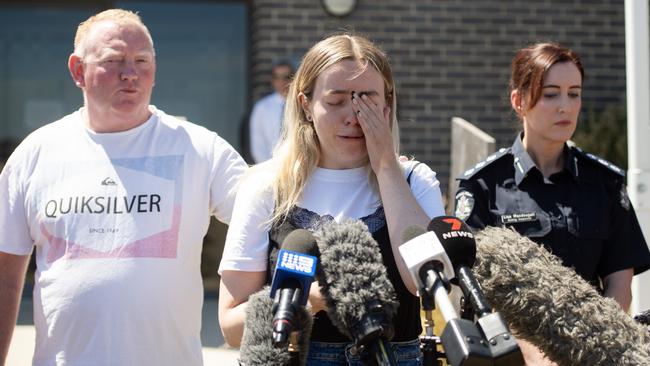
[501,212,537,224]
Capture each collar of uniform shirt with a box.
[511,134,537,185]
[511,133,578,186]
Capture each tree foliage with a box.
[573,106,628,170]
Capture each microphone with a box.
[635,309,650,331]
[239,286,313,366]
[427,216,523,365]
[315,219,399,366]
[400,224,494,366]
[473,226,650,365]
[399,225,457,319]
[270,229,319,346]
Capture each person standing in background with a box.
[249,61,294,163]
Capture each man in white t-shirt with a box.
[0,9,247,366]
[248,61,293,163]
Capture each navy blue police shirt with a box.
[454,134,650,288]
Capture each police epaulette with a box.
[573,146,625,177]
[458,147,511,179]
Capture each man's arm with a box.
[0,252,30,364]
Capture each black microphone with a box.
[426,217,489,316]
[473,226,650,365]
[239,286,313,366]
[315,219,399,366]
[427,216,523,365]
[270,229,319,346]
[635,309,650,333]
[400,224,493,366]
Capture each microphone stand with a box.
[366,337,397,366]
[288,331,301,366]
[419,289,446,366]
[456,267,523,366]
[420,266,492,366]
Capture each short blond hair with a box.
[73,9,154,58]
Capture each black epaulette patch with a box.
[458,147,510,179]
[573,147,625,177]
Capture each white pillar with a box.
[625,0,650,314]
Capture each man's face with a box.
[75,20,156,125]
[271,65,292,97]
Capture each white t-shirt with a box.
[0,106,248,366]
[249,92,284,163]
[219,162,445,273]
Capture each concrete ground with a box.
[7,296,240,365]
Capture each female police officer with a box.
[454,43,650,364]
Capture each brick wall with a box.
[250,0,627,194]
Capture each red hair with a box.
[510,42,584,112]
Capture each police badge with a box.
[454,191,475,220]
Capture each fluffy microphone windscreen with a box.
[473,226,650,365]
[239,286,313,366]
[314,219,398,339]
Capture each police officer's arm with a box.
[598,180,650,311]
[602,268,633,311]
[0,252,30,364]
[455,179,492,230]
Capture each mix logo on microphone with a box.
[441,217,474,239]
[279,251,316,275]
[443,218,463,230]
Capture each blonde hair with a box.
[73,9,154,58]
[271,34,400,224]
